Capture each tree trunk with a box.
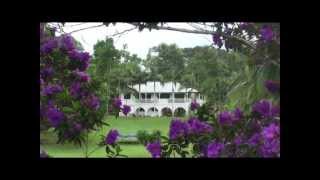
[154,80,156,116]
[106,82,109,116]
[139,83,141,105]
[118,80,120,96]
[185,87,188,117]
[126,82,128,104]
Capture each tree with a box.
[91,37,121,115]
[146,43,186,117]
[144,54,166,112]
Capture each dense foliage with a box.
[144,82,280,158]
[40,23,108,147]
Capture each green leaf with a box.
[161,136,169,141]
[102,121,110,127]
[115,144,121,153]
[62,107,74,113]
[72,101,81,110]
[105,145,110,154]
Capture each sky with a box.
[57,23,213,59]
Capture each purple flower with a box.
[212,34,223,48]
[247,133,261,147]
[61,35,75,51]
[233,108,243,122]
[252,99,278,119]
[78,52,91,62]
[187,117,213,135]
[190,100,200,111]
[260,25,274,42]
[259,138,280,157]
[84,94,100,110]
[207,141,224,158]
[121,105,131,116]
[41,84,63,96]
[67,50,91,71]
[146,141,162,158]
[218,108,243,126]
[68,49,80,60]
[40,39,58,54]
[78,52,91,71]
[74,70,90,82]
[264,80,280,94]
[218,111,233,125]
[46,107,64,127]
[112,97,122,109]
[262,123,280,140]
[69,82,82,98]
[40,67,54,79]
[169,119,189,140]
[105,129,119,145]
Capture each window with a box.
[124,94,130,99]
[160,93,170,99]
[174,93,185,98]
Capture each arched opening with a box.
[161,107,172,117]
[174,107,186,117]
[136,107,145,116]
[147,107,159,117]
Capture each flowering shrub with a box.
[121,105,131,116]
[105,129,120,145]
[190,100,200,111]
[145,82,280,158]
[111,97,131,117]
[206,141,225,157]
[146,141,162,158]
[40,23,107,147]
[264,80,280,94]
[97,129,127,158]
[218,108,243,126]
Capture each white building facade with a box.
[119,81,205,117]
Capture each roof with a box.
[132,81,199,93]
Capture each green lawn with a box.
[41,116,174,158]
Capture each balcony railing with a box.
[168,98,188,103]
[133,98,203,103]
[136,99,159,103]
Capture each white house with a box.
[119,81,205,117]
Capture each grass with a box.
[41,116,174,158]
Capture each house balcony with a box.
[168,98,190,103]
[127,98,203,104]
